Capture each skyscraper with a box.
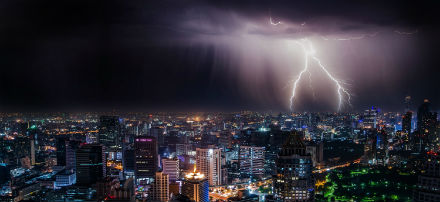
[416,100,438,151]
[150,171,170,202]
[162,158,180,182]
[123,146,135,176]
[75,144,106,185]
[402,111,412,134]
[135,136,158,182]
[66,140,80,171]
[150,126,165,146]
[404,95,411,112]
[182,165,209,202]
[413,151,440,201]
[196,148,222,186]
[417,99,437,134]
[238,146,265,178]
[98,116,121,149]
[273,131,314,201]
[56,136,67,167]
[363,107,378,129]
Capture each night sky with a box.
[0,0,439,112]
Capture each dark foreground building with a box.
[76,144,106,185]
[134,136,158,183]
[273,131,314,201]
[414,151,440,201]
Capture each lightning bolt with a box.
[289,39,351,112]
[312,55,351,111]
[307,70,316,100]
[268,17,414,112]
[289,41,309,111]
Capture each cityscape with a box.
[0,103,439,201]
[0,1,439,202]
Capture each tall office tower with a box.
[273,131,314,202]
[75,144,106,185]
[413,151,440,201]
[149,126,165,145]
[150,172,170,202]
[363,107,378,129]
[417,99,438,133]
[66,140,80,171]
[196,148,222,186]
[416,100,438,151]
[98,116,121,149]
[56,136,67,167]
[162,158,180,182]
[404,95,411,112]
[402,111,413,134]
[238,146,265,178]
[123,147,135,176]
[135,136,158,182]
[182,165,209,202]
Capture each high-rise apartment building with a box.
[363,107,378,129]
[196,148,222,186]
[150,171,169,202]
[238,146,265,178]
[162,158,180,182]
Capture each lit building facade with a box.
[98,116,121,150]
[162,158,180,182]
[196,148,222,186]
[150,171,169,202]
[273,131,314,201]
[238,146,265,177]
[362,107,378,129]
[182,165,209,202]
[135,136,158,183]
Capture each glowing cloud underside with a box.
[289,39,352,112]
[269,17,282,26]
[266,16,352,111]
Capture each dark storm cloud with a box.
[0,0,438,112]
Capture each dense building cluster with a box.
[0,99,438,201]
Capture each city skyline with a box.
[0,2,439,201]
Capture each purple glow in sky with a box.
[0,0,438,111]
